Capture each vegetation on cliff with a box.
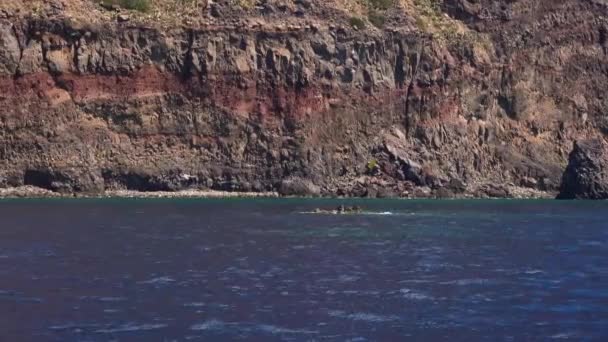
[100,0,151,12]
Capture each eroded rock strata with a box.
[0,0,607,198]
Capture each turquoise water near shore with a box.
[1,199,607,340]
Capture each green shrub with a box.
[101,0,151,12]
[415,16,430,31]
[413,0,442,18]
[366,159,379,174]
[368,10,386,28]
[369,0,393,10]
[237,0,256,9]
[349,16,366,30]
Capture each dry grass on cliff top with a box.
[1,0,204,27]
[1,0,473,40]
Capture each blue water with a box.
[0,199,607,341]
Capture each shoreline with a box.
[0,186,279,199]
[0,186,560,200]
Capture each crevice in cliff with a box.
[599,25,607,55]
[11,23,24,78]
[394,42,406,89]
[404,44,423,136]
[40,36,50,72]
[73,37,82,74]
[181,29,196,80]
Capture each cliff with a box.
[0,0,607,198]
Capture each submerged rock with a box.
[558,139,608,199]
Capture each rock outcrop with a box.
[0,0,606,198]
[558,139,608,199]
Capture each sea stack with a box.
[558,139,608,199]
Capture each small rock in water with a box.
[312,205,363,214]
[338,205,362,214]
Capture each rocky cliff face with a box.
[0,0,606,197]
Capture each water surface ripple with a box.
[0,199,607,341]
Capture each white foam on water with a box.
[399,288,431,300]
[338,275,360,282]
[291,245,313,250]
[256,324,318,335]
[190,319,227,331]
[95,323,168,333]
[342,290,360,295]
[440,278,494,286]
[403,292,430,300]
[0,290,42,304]
[524,269,545,275]
[328,310,398,322]
[299,211,395,215]
[579,240,603,247]
[49,323,103,331]
[15,296,43,303]
[190,320,318,335]
[98,297,127,302]
[138,276,175,285]
[184,302,206,307]
[366,211,395,215]
[347,313,398,322]
[80,296,127,302]
[550,332,577,339]
[399,279,433,284]
[103,309,121,313]
[338,290,381,296]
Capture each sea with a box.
[0,198,607,341]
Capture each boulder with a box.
[278,177,320,197]
[23,168,104,194]
[383,142,425,185]
[117,14,130,23]
[376,186,397,198]
[520,176,538,189]
[474,184,510,198]
[434,187,455,199]
[102,170,199,192]
[448,178,467,193]
[557,139,608,199]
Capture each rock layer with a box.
[0,0,607,198]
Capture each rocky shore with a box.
[0,0,607,199]
[0,184,551,199]
[0,186,279,199]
